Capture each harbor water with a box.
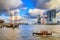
[0,25,60,40]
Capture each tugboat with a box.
[33,30,52,36]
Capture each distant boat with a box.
[0,19,4,24]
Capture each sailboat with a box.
[6,9,20,27]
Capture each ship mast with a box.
[9,9,20,24]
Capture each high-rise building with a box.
[37,15,41,24]
[47,9,57,24]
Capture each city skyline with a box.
[0,0,60,23]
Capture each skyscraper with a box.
[47,9,57,24]
[37,15,41,24]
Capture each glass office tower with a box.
[47,9,57,24]
[37,15,41,24]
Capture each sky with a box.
[0,0,34,17]
[19,0,60,17]
[0,0,60,19]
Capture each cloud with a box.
[57,12,60,16]
[47,0,60,12]
[0,0,23,10]
[0,0,23,16]
[29,9,46,16]
[20,7,28,10]
[10,9,20,15]
[47,0,60,9]
[31,0,60,10]
[31,0,51,9]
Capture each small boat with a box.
[5,23,19,28]
[33,30,52,36]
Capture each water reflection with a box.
[0,25,60,40]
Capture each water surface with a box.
[0,25,60,40]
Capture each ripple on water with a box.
[0,25,60,40]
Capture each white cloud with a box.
[20,7,28,10]
[56,12,60,21]
[56,12,60,16]
[31,0,51,9]
[46,0,60,12]
[10,9,20,15]
[0,0,23,10]
[32,0,60,10]
[29,9,46,16]
[47,0,60,9]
